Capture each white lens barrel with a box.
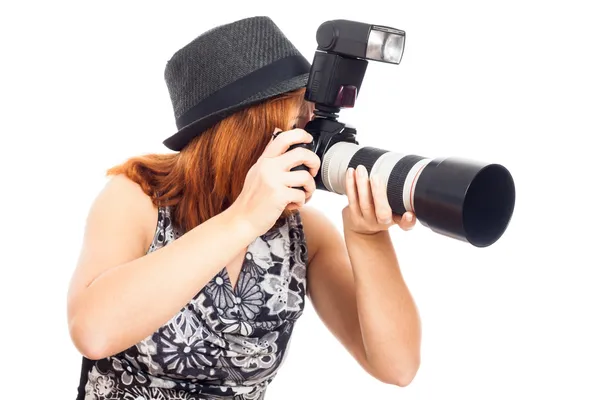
[320,142,361,194]
[321,143,432,214]
[402,158,433,213]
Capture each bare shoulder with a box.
[95,174,154,212]
[297,206,345,264]
[88,174,158,250]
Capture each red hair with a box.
[107,88,307,233]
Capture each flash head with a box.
[316,20,405,64]
[306,20,406,112]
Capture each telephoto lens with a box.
[320,142,516,247]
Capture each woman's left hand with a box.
[343,165,417,235]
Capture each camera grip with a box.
[288,142,312,190]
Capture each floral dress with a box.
[77,206,308,400]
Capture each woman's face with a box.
[291,101,315,130]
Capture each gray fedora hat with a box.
[162,16,311,151]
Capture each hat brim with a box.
[163,73,309,151]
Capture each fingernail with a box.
[347,168,354,178]
[406,213,413,222]
[357,165,367,177]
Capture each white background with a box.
[1,0,599,399]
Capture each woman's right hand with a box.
[230,128,321,236]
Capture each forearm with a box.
[344,228,421,383]
[70,206,257,359]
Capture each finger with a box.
[284,170,316,194]
[262,128,313,158]
[345,167,361,217]
[271,127,283,141]
[370,174,393,225]
[394,212,416,231]
[277,147,321,175]
[284,187,306,209]
[264,128,282,148]
[355,165,376,221]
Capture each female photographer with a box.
[67,16,420,400]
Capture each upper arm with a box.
[67,174,157,320]
[300,206,372,370]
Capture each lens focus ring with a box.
[387,155,425,215]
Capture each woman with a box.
[67,16,420,400]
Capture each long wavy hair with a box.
[107,88,307,233]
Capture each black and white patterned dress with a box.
[77,206,308,400]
